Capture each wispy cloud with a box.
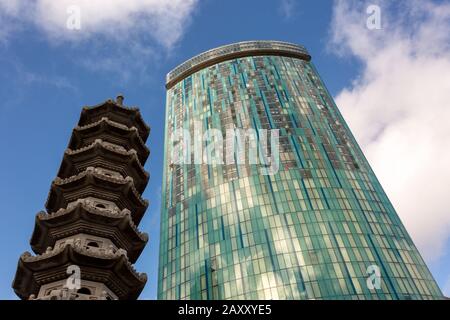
[278,0,298,21]
[20,70,77,91]
[75,38,160,84]
[0,56,78,111]
[1,56,76,90]
[329,0,450,262]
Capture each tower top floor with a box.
[166,40,311,89]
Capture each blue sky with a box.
[0,0,449,299]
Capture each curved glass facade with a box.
[158,41,443,300]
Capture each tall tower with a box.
[158,41,443,299]
[13,96,150,300]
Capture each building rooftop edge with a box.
[165,40,311,89]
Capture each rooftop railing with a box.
[166,41,311,89]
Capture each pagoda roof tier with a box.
[69,117,150,164]
[46,167,148,225]
[12,243,147,300]
[31,199,148,263]
[79,99,150,141]
[58,139,149,193]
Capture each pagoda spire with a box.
[116,94,124,106]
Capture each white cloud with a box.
[330,0,450,262]
[0,1,200,81]
[0,0,198,48]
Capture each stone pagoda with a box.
[12,95,150,300]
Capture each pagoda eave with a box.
[45,168,148,225]
[58,139,149,193]
[69,117,150,164]
[13,244,147,300]
[79,100,150,141]
[30,201,148,263]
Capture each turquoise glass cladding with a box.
[158,41,443,300]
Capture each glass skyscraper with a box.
[158,41,443,300]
